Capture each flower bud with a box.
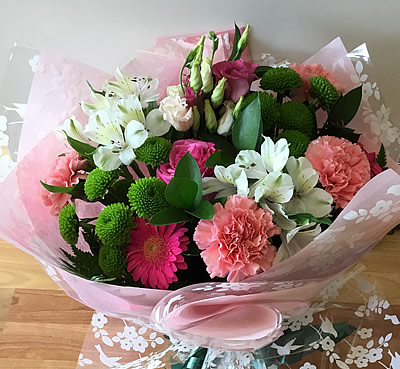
[211,77,226,109]
[232,96,244,120]
[193,35,205,64]
[217,100,235,136]
[201,57,213,94]
[193,106,201,133]
[190,62,202,94]
[186,35,205,64]
[237,24,250,53]
[204,100,217,133]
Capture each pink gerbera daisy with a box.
[126,218,189,289]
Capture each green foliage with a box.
[185,200,214,220]
[135,137,172,167]
[98,244,127,278]
[260,67,302,94]
[277,130,310,158]
[376,144,387,170]
[58,203,79,245]
[232,97,262,151]
[277,101,314,136]
[64,132,96,161]
[289,212,332,226]
[149,207,191,226]
[254,65,272,78]
[84,168,119,201]
[329,85,362,125]
[128,177,168,219]
[95,203,134,247]
[319,124,361,143]
[166,177,200,210]
[228,23,242,61]
[205,151,236,168]
[310,76,340,110]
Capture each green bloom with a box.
[193,106,201,133]
[309,76,340,109]
[241,92,279,131]
[84,168,119,201]
[232,96,244,120]
[98,244,127,278]
[59,203,79,245]
[204,99,217,133]
[260,67,302,94]
[190,62,202,93]
[277,130,310,158]
[201,57,213,94]
[135,137,172,167]
[237,24,250,53]
[211,77,226,109]
[96,203,133,247]
[128,177,168,219]
[277,101,314,136]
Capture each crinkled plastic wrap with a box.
[0,31,399,366]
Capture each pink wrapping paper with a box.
[0,32,399,352]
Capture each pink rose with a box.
[212,60,258,102]
[41,151,87,216]
[157,139,216,184]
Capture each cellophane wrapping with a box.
[0,30,399,368]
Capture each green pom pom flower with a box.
[260,67,302,94]
[277,101,314,136]
[128,177,168,219]
[59,203,79,245]
[135,137,172,167]
[98,244,127,278]
[96,203,133,247]
[241,92,279,130]
[84,168,119,201]
[277,130,310,158]
[309,76,340,109]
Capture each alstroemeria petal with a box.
[266,202,297,231]
[125,120,148,149]
[253,172,294,203]
[235,150,266,179]
[117,95,145,127]
[202,177,236,198]
[296,167,319,194]
[300,188,333,218]
[93,146,122,171]
[261,136,289,173]
[145,109,171,137]
[214,164,242,184]
[85,111,124,147]
[119,145,136,166]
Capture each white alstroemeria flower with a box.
[104,68,160,108]
[217,100,235,136]
[57,117,90,144]
[283,157,333,218]
[81,90,117,116]
[85,110,147,171]
[260,201,296,231]
[117,95,170,136]
[203,164,248,198]
[251,171,294,203]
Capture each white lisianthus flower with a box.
[283,157,333,218]
[104,68,160,108]
[85,110,147,171]
[159,95,193,132]
[217,100,235,136]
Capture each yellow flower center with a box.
[143,236,165,262]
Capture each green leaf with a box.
[376,143,387,170]
[228,23,241,61]
[289,213,332,226]
[319,124,360,143]
[166,177,200,210]
[197,132,237,156]
[149,207,191,226]
[232,97,262,151]
[254,65,272,78]
[205,151,236,168]
[329,85,362,125]
[41,180,86,200]
[186,200,214,220]
[65,132,96,158]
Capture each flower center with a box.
[143,236,165,262]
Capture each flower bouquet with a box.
[0,24,399,368]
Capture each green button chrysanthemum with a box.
[84,168,119,201]
[59,203,79,245]
[277,101,314,136]
[135,137,172,167]
[260,67,302,94]
[96,203,133,247]
[309,76,340,109]
[98,244,127,278]
[277,130,310,158]
[128,177,168,219]
[241,92,279,131]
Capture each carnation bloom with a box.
[159,95,193,132]
[305,136,371,209]
[157,139,216,184]
[194,195,280,282]
[290,63,342,97]
[41,151,87,216]
[126,218,189,289]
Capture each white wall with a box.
[1,0,400,121]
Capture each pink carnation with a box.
[290,63,342,97]
[306,136,371,209]
[157,139,216,184]
[126,218,189,289]
[41,151,87,216]
[194,195,280,282]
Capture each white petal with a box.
[202,177,236,198]
[217,100,235,136]
[299,188,333,218]
[235,169,249,196]
[117,95,145,127]
[145,109,171,136]
[235,150,266,179]
[261,136,289,173]
[296,167,319,194]
[214,164,243,184]
[60,118,90,144]
[125,120,148,149]
[93,146,122,171]
[267,202,297,231]
[257,172,294,203]
[119,145,136,166]
[85,111,124,146]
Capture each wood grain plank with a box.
[0,288,14,334]
[0,359,77,369]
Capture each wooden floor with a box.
[0,234,399,368]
